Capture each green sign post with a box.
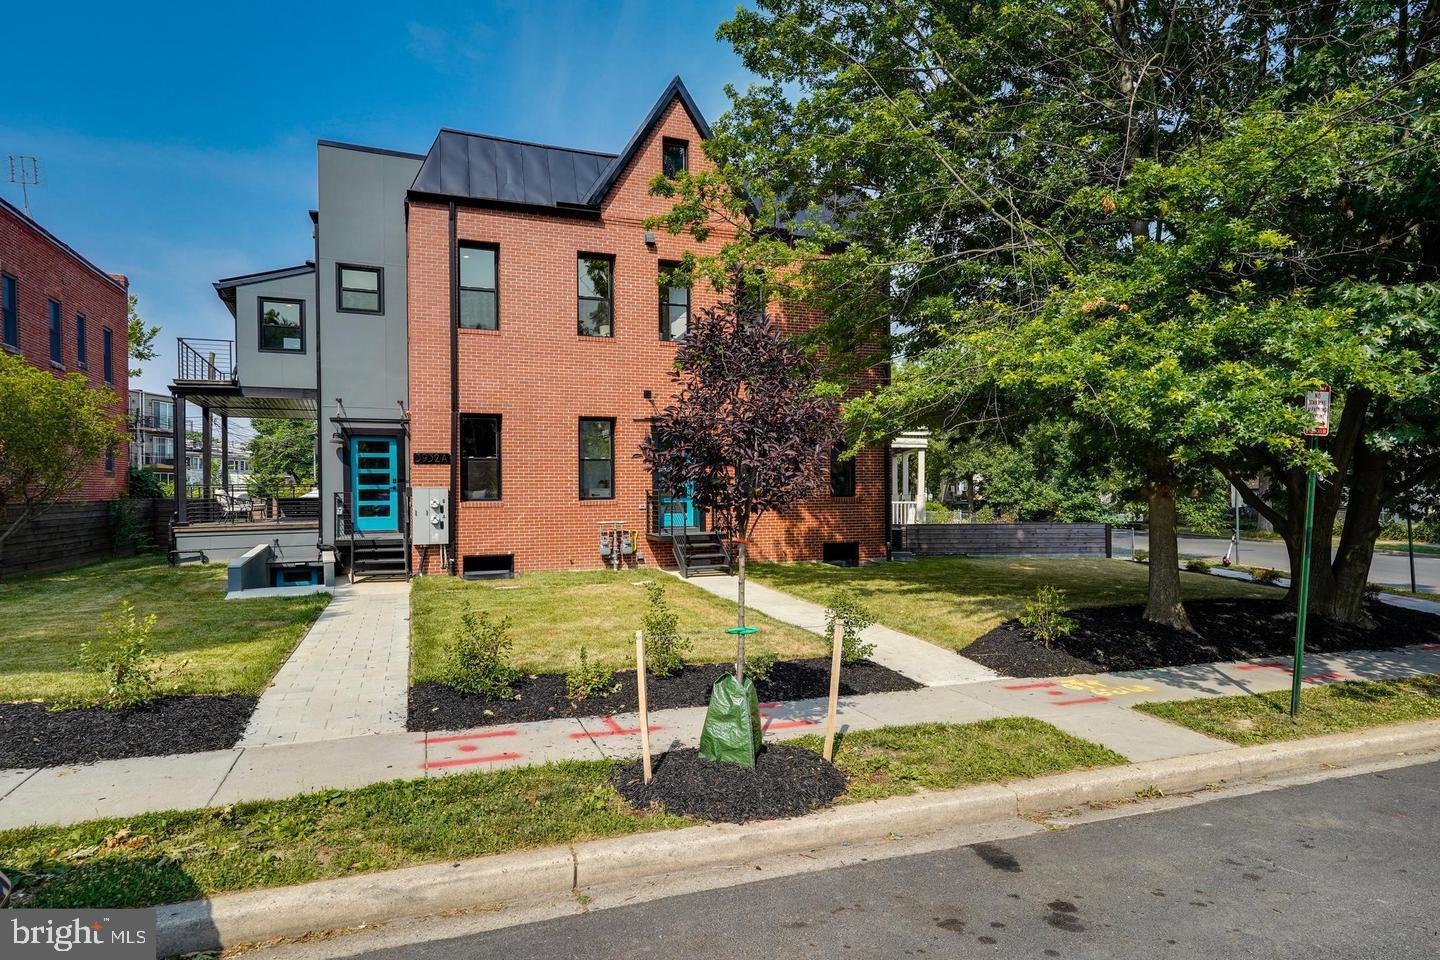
[1292,386,1331,718]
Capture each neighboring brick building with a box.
[0,195,128,500]
[406,77,887,575]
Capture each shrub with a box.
[641,581,691,677]
[127,466,167,499]
[1018,586,1076,649]
[924,501,953,523]
[1133,549,1149,563]
[1251,567,1282,585]
[566,646,617,701]
[447,609,522,699]
[825,589,876,664]
[744,650,779,684]
[77,600,161,708]
[1184,558,1212,574]
[109,497,148,556]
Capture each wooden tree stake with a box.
[822,619,843,762]
[635,629,653,784]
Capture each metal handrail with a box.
[176,482,318,525]
[176,338,236,382]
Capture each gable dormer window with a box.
[662,138,688,178]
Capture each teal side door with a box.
[350,436,398,532]
[659,481,699,529]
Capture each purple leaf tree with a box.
[642,289,840,680]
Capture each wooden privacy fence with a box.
[1,499,172,578]
[896,522,1112,558]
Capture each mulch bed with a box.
[612,744,848,823]
[0,695,257,769]
[965,597,1440,678]
[408,658,919,732]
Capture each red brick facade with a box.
[407,97,886,575]
[0,199,128,500]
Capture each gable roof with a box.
[408,75,711,212]
[0,195,128,293]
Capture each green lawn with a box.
[749,557,1273,652]
[0,555,329,703]
[1,718,1121,910]
[1136,676,1440,745]
[410,570,824,680]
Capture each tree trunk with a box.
[1325,443,1387,624]
[734,540,747,682]
[1143,479,1194,632]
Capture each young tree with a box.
[644,291,841,674]
[127,295,159,379]
[0,353,127,567]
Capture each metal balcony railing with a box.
[177,481,319,525]
[176,338,235,383]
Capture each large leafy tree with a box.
[655,0,1440,626]
[642,288,839,678]
[0,353,126,565]
[247,418,316,497]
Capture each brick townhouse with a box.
[171,77,894,585]
[1,195,128,500]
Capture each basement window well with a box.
[822,542,860,568]
[463,554,515,580]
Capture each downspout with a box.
[313,208,327,555]
[448,201,460,575]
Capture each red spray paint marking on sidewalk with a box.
[422,752,523,770]
[420,729,519,745]
[1235,662,1345,683]
[1052,697,1109,707]
[1003,682,1059,690]
[758,702,818,732]
[570,715,663,739]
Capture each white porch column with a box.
[915,448,926,509]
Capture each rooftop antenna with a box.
[7,156,40,216]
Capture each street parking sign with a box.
[1303,386,1331,437]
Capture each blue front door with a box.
[659,482,699,529]
[350,436,398,532]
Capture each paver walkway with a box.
[5,640,1439,830]
[239,579,411,747]
[666,570,999,686]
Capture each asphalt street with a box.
[1127,531,1440,593]
[347,760,1440,960]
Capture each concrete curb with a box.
[155,719,1440,957]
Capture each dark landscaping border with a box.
[0,695,256,768]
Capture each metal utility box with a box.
[411,487,450,545]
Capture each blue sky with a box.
[1,1,749,394]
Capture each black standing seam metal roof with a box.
[409,75,712,211]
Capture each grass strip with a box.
[2,719,1123,909]
[1135,676,1440,745]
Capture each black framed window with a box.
[1,274,16,348]
[830,445,856,498]
[105,443,115,476]
[659,261,690,340]
[76,314,88,367]
[577,255,613,337]
[460,414,501,501]
[579,418,615,500]
[102,328,114,385]
[662,138,689,178]
[458,243,498,330]
[258,297,305,352]
[337,264,383,313]
[48,298,62,365]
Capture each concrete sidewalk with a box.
[666,570,999,686]
[240,580,411,747]
[4,640,1439,830]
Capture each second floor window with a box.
[460,414,501,501]
[102,328,114,385]
[459,243,498,330]
[579,418,615,500]
[259,298,305,352]
[154,400,174,431]
[337,264,383,313]
[48,299,62,365]
[76,314,88,367]
[830,445,856,498]
[577,255,613,337]
[659,262,690,340]
[1,275,16,348]
[662,138,689,178]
